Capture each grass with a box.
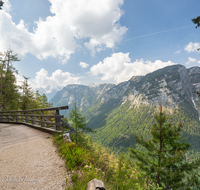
[52,131,160,190]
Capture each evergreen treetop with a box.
[128,106,200,189]
[192,16,200,29]
[0,1,4,10]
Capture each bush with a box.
[60,142,91,171]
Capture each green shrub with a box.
[60,142,91,171]
[71,173,78,182]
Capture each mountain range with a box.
[50,64,200,162]
[35,86,63,101]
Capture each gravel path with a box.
[0,123,72,190]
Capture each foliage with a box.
[53,129,165,190]
[0,50,20,110]
[86,97,200,164]
[61,142,91,171]
[0,1,4,10]
[70,102,95,143]
[0,49,53,126]
[128,106,200,189]
[34,90,49,108]
[20,80,52,111]
[114,152,146,190]
[191,16,200,52]
[20,76,34,110]
[192,16,200,29]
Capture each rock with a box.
[63,133,71,142]
[86,179,105,190]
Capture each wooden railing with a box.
[0,106,76,134]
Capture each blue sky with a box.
[0,0,200,95]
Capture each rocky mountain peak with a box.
[97,64,200,116]
[50,64,200,120]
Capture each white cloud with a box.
[0,13,32,59]
[0,0,127,62]
[185,42,200,52]
[174,50,181,54]
[90,52,176,84]
[186,57,200,64]
[1,0,11,13]
[32,68,81,90]
[15,74,24,87]
[79,62,89,68]
[14,74,33,93]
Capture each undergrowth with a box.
[53,131,163,190]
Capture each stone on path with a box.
[86,178,105,190]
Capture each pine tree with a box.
[41,93,49,108]
[0,50,20,110]
[20,76,34,110]
[70,102,94,143]
[0,1,4,10]
[192,16,200,29]
[129,105,200,190]
[33,90,49,109]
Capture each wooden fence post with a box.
[41,110,44,127]
[55,109,60,130]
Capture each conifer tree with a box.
[33,90,49,109]
[192,16,200,29]
[129,106,200,190]
[41,93,49,108]
[0,50,20,110]
[20,76,34,110]
[0,1,4,10]
[70,102,94,143]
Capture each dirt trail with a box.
[0,123,71,190]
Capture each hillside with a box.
[50,64,200,162]
[50,83,115,117]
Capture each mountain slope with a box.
[49,83,115,117]
[84,64,200,161]
[50,64,200,162]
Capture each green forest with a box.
[0,49,52,111]
[84,96,200,169]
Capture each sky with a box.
[0,0,200,95]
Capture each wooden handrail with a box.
[0,114,64,118]
[0,106,72,134]
[0,105,68,113]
